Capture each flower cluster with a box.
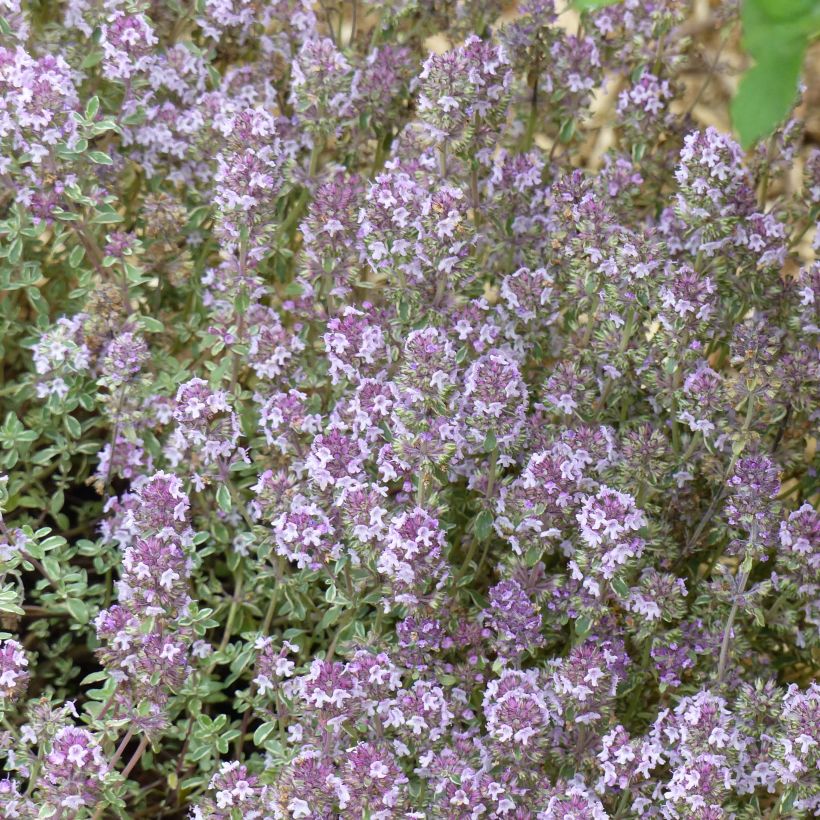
[0,1,818,818]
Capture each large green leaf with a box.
[732,0,820,148]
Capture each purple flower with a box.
[377,507,449,610]
[484,579,544,661]
[416,35,512,151]
[272,494,339,570]
[461,350,528,452]
[291,37,356,137]
[573,487,646,596]
[0,639,29,700]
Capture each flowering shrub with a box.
[0,1,818,818]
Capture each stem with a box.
[261,593,278,635]
[598,308,637,409]
[110,728,135,768]
[438,143,447,178]
[103,384,128,496]
[523,74,539,152]
[325,605,360,660]
[349,0,358,46]
[309,140,323,178]
[716,562,750,684]
[625,639,652,722]
[581,293,599,348]
[235,708,252,760]
[485,448,498,499]
[230,235,249,397]
[415,470,428,507]
[98,686,119,719]
[614,788,631,818]
[765,591,788,622]
[453,539,479,588]
[19,550,58,588]
[121,735,148,777]
[206,571,244,675]
[470,162,481,229]
[474,538,493,580]
[685,393,756,554]
[681,430,703,463]
[682,22,733,122]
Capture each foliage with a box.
[0,0,818,818]
[732,0,820,148]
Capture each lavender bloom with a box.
[0,639,29,700]
[213,108,288,248]
[31,315,90,400]
[597,724,664,791]
[725,455,781,559]
[197,0,257,44]
[268,751,344,818]
[272,494,339,570]
[398,326,458,406]
[323,305,389,384]
[675,128,756,253]
[542,361,595,417]
[551,638,630,724]
[0,48,80,162]
[537,777,609,819]
[657,265,716,333]
[354,46,415,132]
[300,172,364,290]
[461,350,529,453]
[98,330,149,387]
[291,37,355,137]
[166,378,241,476]
[484,579,544,661]
[125,471,192,543]
[573,487,646,597]
[257,389,321,453]
[39,726,108,813]
[779,503,820,584]
[0,778,36,818]
[377,507,449,610]
[625,570,687,636]
[483,668,555,753]
[117,535,191,618]
[253,637,299,696]
[340,742,410,817]
[416,35,512,153]
[191,761,268,819]
[100,12,158,80]
[771,683,820,813]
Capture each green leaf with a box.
[64,415,82,438]
[474,510,493,541]
[87,150,113,165]
[0,585,24,616]
[216,484,232,513]
[69,244,85,267]
[65,598,90,624]
[317,606,342,631]
[138,316,164,333]
[732,0,820,148]
[610,577,630,598]
[85,96,100,119]
[80,670,110,685]
[90,209,123,225]
[732,52,805,149]
[81,50,103,69]
[575,615,592,637]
